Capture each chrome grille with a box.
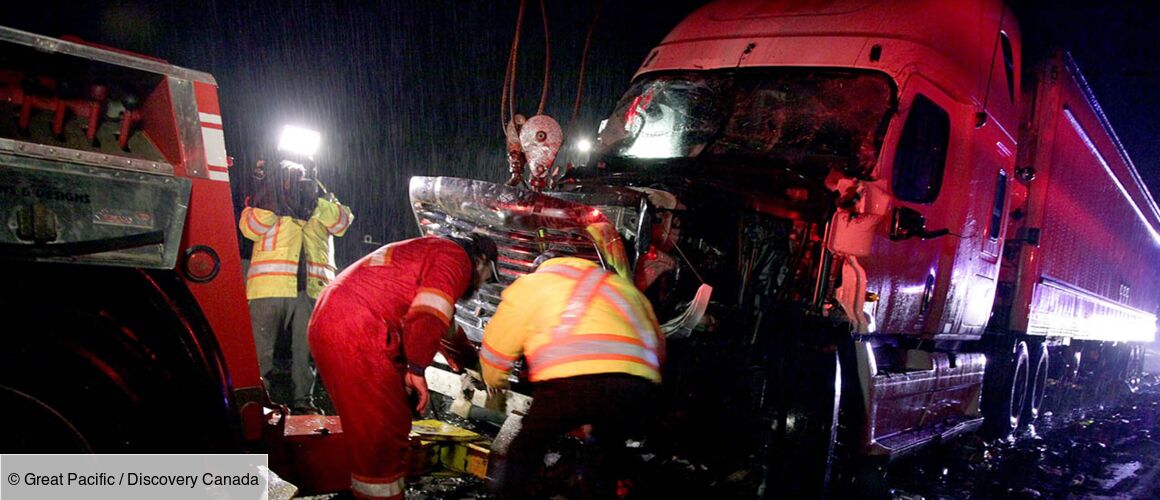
[410,176,615,341]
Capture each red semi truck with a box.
[410,0,1159,496]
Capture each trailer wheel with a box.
[982,341,1029,440]
[1020,342,1049,429]
[1122,345,1144,394]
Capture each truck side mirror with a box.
[890,206,950,241]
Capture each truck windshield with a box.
[597,69,896,176]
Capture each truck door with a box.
[952,29,1019,337]
[864,76,969,336]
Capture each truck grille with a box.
[410,176,609,341]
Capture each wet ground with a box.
[300,348,1160,499]
[886,373,1160,500]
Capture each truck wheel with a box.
[0,385,92,452]
[830,341,888,500]
[1019,342,1049,429]
[982,341,1029,440]
[766,347,840,498]
[2,306,229,452]
[2,267,238,453]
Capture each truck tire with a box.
[1,266,239,453]
[830,340,889,500]
[766,347,841,499]
[1020,341,1049,429]
[982,340,1029,440]
[0,384,93,452]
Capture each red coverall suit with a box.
[308,236,472,499]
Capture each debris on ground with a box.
[887,374,1160,500]
[299,373,1160,499]
[406,475,493,500]
[264,465,298,500]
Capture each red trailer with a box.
[1005,54,1160,346]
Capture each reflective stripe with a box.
[351,474,404,499]
[552,268,609,340]
[328,205,351,234]
[248,261,298,279]
[480,339,516,371]
[528,334,660,370]
[245,210,273,235]
[261,219,280,251]
[307,262,335,280]
[368,243,397,267]
[201,125,228,168]
[537,264,584,279]
[409,288,454,324]
[527,264,661,378]
[597,286,659,351]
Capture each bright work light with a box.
[576,138,592,153]
[277,125,321,158]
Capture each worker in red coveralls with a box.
[308,233,498,499]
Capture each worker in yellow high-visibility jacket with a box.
[481,255,664,499]
[239,160,352,413]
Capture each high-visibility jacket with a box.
[481,257,664,387]
[239,196,353,300]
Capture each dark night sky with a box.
[3,1,1159,268]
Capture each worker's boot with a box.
[290,398,322,415]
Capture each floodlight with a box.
[277,125,321,158]
[576,138,593,153]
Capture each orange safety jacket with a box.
[480,257,664,387]
[239,196,353,300]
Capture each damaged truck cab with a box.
[411,0,1159,496]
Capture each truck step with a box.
[871,416,983,458]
